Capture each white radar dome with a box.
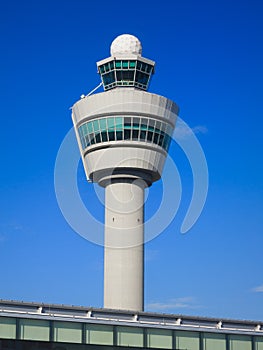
[110,34,142,56]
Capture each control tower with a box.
[71,34,179,312]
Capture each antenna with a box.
[80,82,103,99]
[86,82,103,96]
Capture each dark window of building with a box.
[147,131,153,142]
[124,129,131,140]
[108,131,115,141]
[140,130,147,141]
[132,129,139,140]
[95,133,101,143]
[101,132,108,142]
[116,131,123,140]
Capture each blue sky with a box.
[1,0,263,321]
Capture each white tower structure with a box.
[72,34,179,312]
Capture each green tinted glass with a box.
[176,331,200,350]
[0,317,16,339]
[115,117,123,130]
[229,335,252,350]
[83,123,88,134]
[78,117,172,151]
[99,118,107,131]
[86,324,113,345]
[255,337,263,350]
[129,61,136,68]
[117,326,144,347]
[20,319,50,341]
[147,328,172,349]
[115,61,121,68]
[78,126,83,138]
[93,120,99,132]
[87,122,93,133]
[122,61,128,68]
[203,333,226,350]
[53,321,82,343]
[107,118,115,129]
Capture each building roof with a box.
[0,299,262,336]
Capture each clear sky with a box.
[1,0,263,321]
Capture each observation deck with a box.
[72,88,178,186]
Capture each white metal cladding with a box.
[84,146,166,184]
[72,89,178,126]
[104,181,144,310]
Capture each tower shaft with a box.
[104,180,145,311]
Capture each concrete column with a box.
[104,179,145,311]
